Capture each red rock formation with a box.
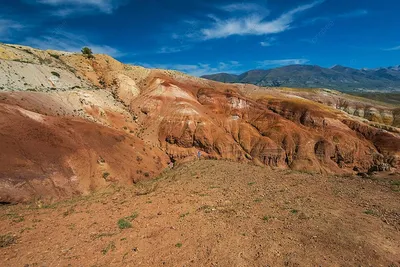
[0,45,399,202]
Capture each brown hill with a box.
[0,43,399,203]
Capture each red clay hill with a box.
[0,43,399,203]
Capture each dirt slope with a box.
[0,103,169,203]
[0,43,399,202]
[0,161,399,266]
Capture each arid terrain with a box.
[0,43,399,203]
[0,43,399,266]
[1,160,399,266]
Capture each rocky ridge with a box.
[0,43,399,203]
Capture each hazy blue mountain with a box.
[202,65,400,92]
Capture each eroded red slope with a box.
[0,103,168,203]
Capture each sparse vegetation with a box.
[390,180,400,186]
[0,234,16,248]
[81,47,94,59]
[125,212,139,221]
[0,160,399,266]
[12,59,33,64]
[117,212,138,229]
[290,209,299,214]
[364,209,375,215]
[117,219,132,229]
[62,207,75,217]
[23,49,33,54]
[38,58,53,65]
[197,205,213,213]
[49,54,60,59]
[101,241,116,255]
[51,71,60,78]
[180,212,189,218]
[92,232,117,240]
[5,213,24,223]
[103,172,110,180]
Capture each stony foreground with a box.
[1,161,399,267]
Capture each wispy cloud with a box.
[200,0,324,40]
[136,58,310,76]
[24,31,124,58]
[259,59,309,67]
[260,37,277,47]
[384,45,400,51]
[27,0,127,16]
[0,19,25,40]
[136,61,243,77]
[220,3,269,14]
[156,45,191,54]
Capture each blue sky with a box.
[1,0,399,76]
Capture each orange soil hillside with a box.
[0,43,399,203]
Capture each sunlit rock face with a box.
[0,43,399,203]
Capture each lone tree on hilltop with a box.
[81,47,94,59]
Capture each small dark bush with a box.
[51,71,60,78]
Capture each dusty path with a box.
[1,160,399,266]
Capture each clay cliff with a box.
[0,43,399,203]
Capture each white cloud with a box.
[23,31,124,58]
[0,19,25,40]
[221,3,269,14]
[260,37,277,47]
[156,45,191,54]
[135,61,243,77]
[29,0,126,15]
[259,59,309,67]
[385,45,400,51]
[201,0,324,40]
[135,58,310,76]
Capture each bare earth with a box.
[1,160,399,267]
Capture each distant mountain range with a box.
[201,65,400,92]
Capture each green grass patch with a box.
[364,209,375,215]
[117,212,138,229]
[4,213,24,223]
[390,180,400,186]
[175,242,183,248]
[290,209,299,214]
[117,219,132,229]
[0,234,16,247]
[180,212,190,218]
[101,241,116,255]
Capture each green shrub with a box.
[117,219,132,229]
[51,71,60,78]
[117,212,138,229]
[49,54,60,59]
[81,47,94,59]
[103,172,110,180]
[0,234,16,248]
